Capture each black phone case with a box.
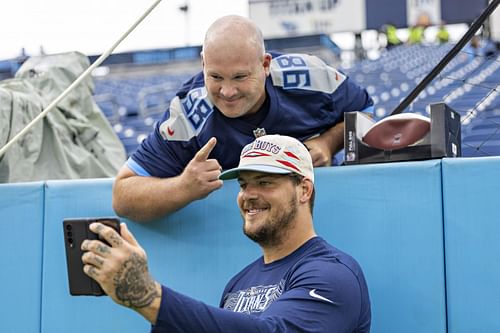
[63,217,120,296]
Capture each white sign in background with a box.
[249,0,366,37]
[406,0,442,26]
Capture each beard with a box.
[242,194,298,248]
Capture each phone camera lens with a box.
[67,231,73,237]
[66,224,72,231]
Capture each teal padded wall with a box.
[41,178,148,333]
[314,160,447,333]
[4,156,499,333]
[442,157,500,333]
[0,182,44,333]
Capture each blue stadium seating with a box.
[341,44,500,158]
[93,72,192,155]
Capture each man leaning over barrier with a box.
[112,15,374,222]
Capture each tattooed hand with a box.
[81,222,162,323]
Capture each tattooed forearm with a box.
[114,253,159,309]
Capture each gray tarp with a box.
[0,51,126,182]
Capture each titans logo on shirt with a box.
[223,280,284,314]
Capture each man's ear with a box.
[263,53,272,76]
[299,179,313,204]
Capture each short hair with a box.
[288,174,315,215]
[202,15,266,58]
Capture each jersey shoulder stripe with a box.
[270,53,346,93]
[159,86,214,142]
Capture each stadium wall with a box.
[1,157,499,333]
[249,0,487,35]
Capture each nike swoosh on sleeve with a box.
[309,289,335,304]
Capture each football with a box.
[362,113,431,150]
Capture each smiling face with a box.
[237,171,300,247]
[201,15,271,118]
[203,48,271,118]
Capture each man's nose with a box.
[240,185,259,200]
[219,83,237,98]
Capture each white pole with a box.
[0,0,163,158]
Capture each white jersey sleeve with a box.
[270,53,346,93]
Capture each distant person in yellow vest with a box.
[407,25,425,44]
[436,22,450,44]
[408,13,429,45]
[381,24,401,49]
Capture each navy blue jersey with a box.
[128,53,374,177]
[151,237,371,333]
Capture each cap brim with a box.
[219,164,292,180]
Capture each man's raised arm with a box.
[112,137,223,222]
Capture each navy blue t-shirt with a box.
[127,53,374,177]
[151,237,371,333]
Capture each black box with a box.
[344,103,461,165]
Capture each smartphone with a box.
[63,217,121,296]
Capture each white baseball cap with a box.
[219,134,314,183]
